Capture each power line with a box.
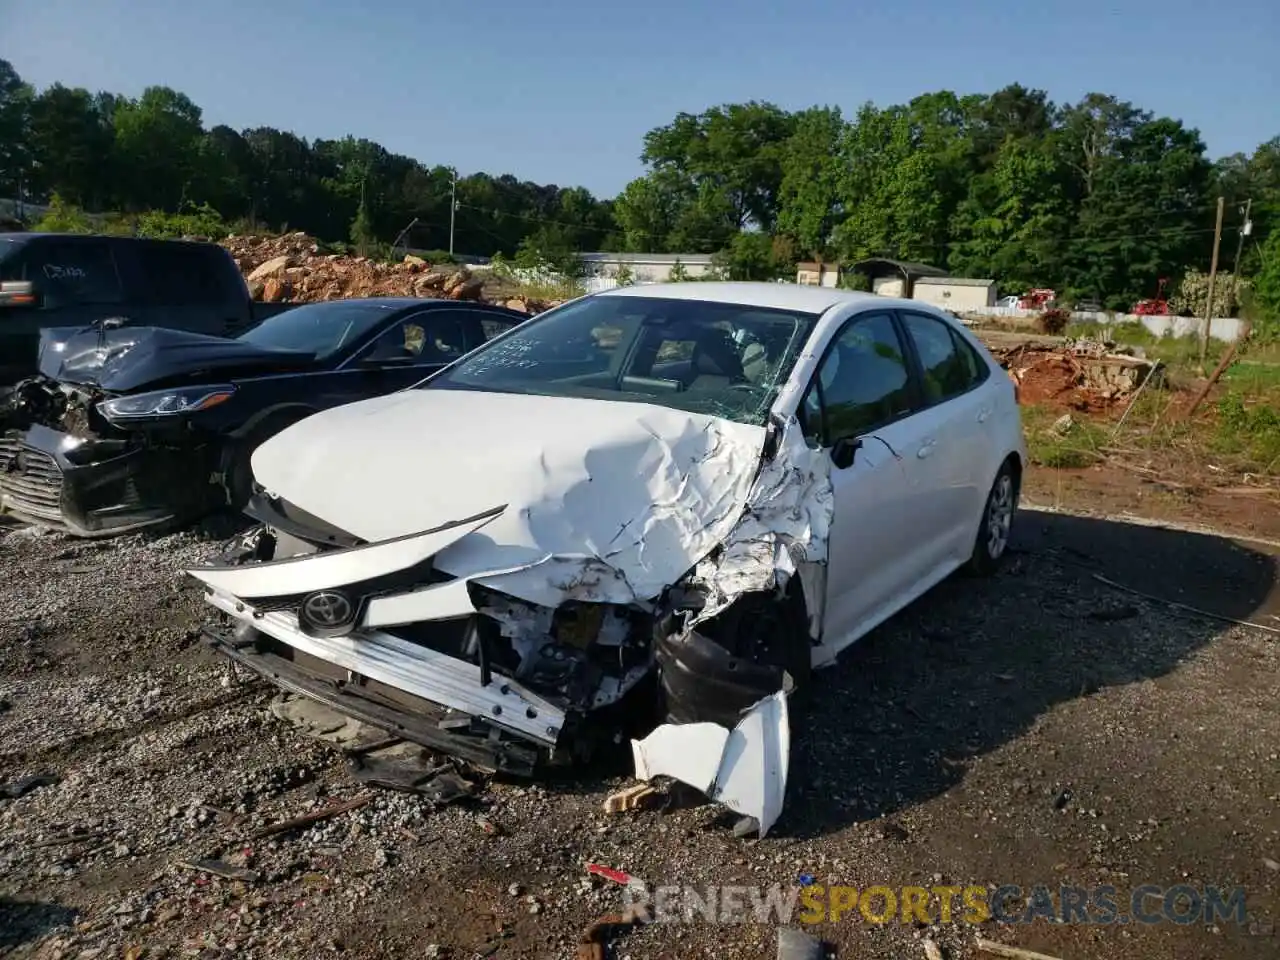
[455,200,1239,252]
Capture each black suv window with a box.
[26,239,123,306]
[901,311,977,403]
[135,243,228,305]
[800,312,915,445]
[0,237,28,281]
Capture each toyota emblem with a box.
[298,589,357,637]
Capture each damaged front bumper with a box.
[0,424,211,536]
[201,601,565,776]
[191,506,654,774]
[190,497,804,777]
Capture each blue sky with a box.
[4,0,1277,198]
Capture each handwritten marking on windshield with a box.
[43,263,87,281]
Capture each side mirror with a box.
[830,436,863,470]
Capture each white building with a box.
[911,276,998,311]
[579,252,717,284]
[795,261,841,288]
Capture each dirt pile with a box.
[219,232,557,314]
[987,336,1160,412]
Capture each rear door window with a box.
[358,310,473,365]
[478,313,519,345]
[899,311,978,404]
[134,243,229,305]
[27,239,123,306]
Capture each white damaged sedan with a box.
[189,283,1025,828]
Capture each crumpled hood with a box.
[37,326,315,392]
[251,388,768,608]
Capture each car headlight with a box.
[97,385,236,420]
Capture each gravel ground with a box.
[1,503,1278,960]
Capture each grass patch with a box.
[506,278,586,301]
[1210,392,1280,473]
[1224,360,1280,392]
[1022,405,1110,469]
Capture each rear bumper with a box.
[0,425,210,536]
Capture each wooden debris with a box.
[251,793,374,839]
[177,858,260,883]
[923,938,945,960]
[603,784,659,814]
[575,902,652,960]
[30,831,107,849]
[975,937,1064,960]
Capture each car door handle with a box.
[977,407,991,423]
[917,439,936,459]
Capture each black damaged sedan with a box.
[0,297,524,536]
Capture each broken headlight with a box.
[98,385,236,420]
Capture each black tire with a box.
[966,458,1018,576]
[224,414,303,509]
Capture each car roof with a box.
[292,296,523,313]
[595,281,883,314]
[0,232,227,247]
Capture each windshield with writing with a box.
[422,295,818,426]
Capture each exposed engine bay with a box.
[0,375,225,536]
[2,375,107,438]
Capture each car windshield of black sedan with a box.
[237,300,402,359]
[423,295,818,426]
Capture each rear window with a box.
[12,238,123,305]
[135,242,231,305]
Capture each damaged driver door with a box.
[799,312,928,655]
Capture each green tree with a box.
[613,172,688,252]
[776,106,845,258]
[514,225,582,279]
[113,86,206,210]
[948,139,1070,291]
[0,59,33,200]
[712,231,792,280]
[832,94,976,265]
[1253,228,1280,338]
[1054,95,1212,308]
[32,193,94,233]
[350,198,376,255]
[641,101,795,232]
[27,84,113,207]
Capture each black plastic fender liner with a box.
[654,620,789,729]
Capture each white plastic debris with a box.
[631,690,790,837]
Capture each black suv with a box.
[0,233,294,386]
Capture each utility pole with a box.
[1231,198,1253,278]
[1198,196,1225,369]
[448,169,457,257]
